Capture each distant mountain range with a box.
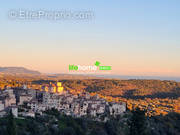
[0,67,101,79]
[0,67,179,82]
[0,67,41,75]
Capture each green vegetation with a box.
[7,111,17,135]
[0,108,180,135]
[129,108,147,135]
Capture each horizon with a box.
[1,0,180,77]
[1,1,180,134]
[1,66,180,82]
[1,65,180,78]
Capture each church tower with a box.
[57,82,64,94]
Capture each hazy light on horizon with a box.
[0,0,180,77]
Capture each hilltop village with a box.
[0,82,126,121]
[1,77,180,117]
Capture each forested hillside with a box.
[62,79,180,98]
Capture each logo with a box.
[69,61,112,71]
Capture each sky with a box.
[0,0,180,77]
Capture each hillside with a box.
[59,79,180,116]
[62,79,180,99]
[0,67,41,75]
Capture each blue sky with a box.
[0,0,180,76]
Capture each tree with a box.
[129,108,148,135]
[6,110,17,135]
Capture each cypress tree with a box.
[7,110,17,135]
[129,108,147,135]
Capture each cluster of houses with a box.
[0,89,17,117]
[0,82,126,121]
